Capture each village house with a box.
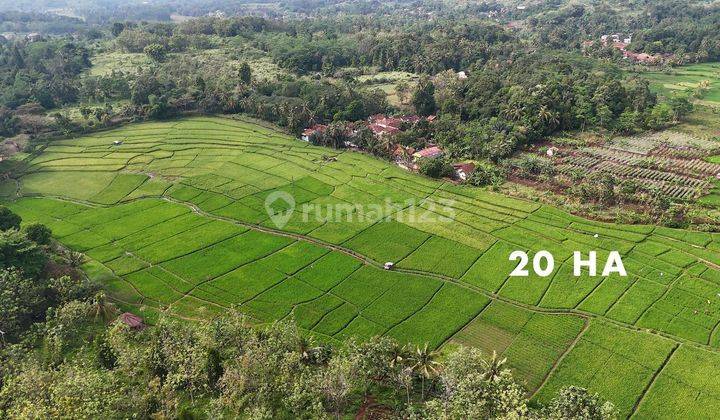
[301,124,327,142]
[413,146,444,161]
[368,114,408,137]
[118,312,145,330]
[25,32,42,42]
[599,33,662,64]
[367,114,435,138]
[453,162,476,181]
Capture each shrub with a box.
[0,229,48,278]
[418,158,454,179]
[467,163,506,187]
[24,223,52,245]
[0,205,21,231]
[505,155,555,178]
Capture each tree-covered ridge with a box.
[1,14,689,159]
[525,0,720,62]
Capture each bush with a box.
[467,163,506,187]
[0,268,46,342]
[0,206,21,231]
[505,155,555,178]
[0,229,47,278]
[24,223,52,245]
[418,157,454,179]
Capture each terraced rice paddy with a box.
[642,62,720,107]
[3,116,720,417]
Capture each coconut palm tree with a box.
[66,250,86,268]
[388,342,409,370]
[538,105,560,127]
[89,291,118,322]
[482,351,508,381]
[502,102,525,121]
[410,343,442,401]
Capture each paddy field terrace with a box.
[3,116,720,417]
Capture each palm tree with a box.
[538,105,560,127]
[482,351,507,381]
[410,343,442,401]
[388,342,409,370]
[66,250,86,268]
[502,101,525,121]
[89,291,118,322]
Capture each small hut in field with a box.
[118,312,145,330]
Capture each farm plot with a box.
[6,116,720,348]
[356,71,419,107]
[533,321,677,417]
[449,301,586,392]
[4,116,720,414]
[633,344,720,418]
[641,62,720,107]
[552,131,720,201]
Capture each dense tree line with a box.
[0,37,91,120]
[526,0,720,64]
[398,54,691,161]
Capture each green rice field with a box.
[3,116,720,417]
[642,62,720,107]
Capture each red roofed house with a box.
[301,124,327,142]
[367,114,404,137]
[369,123,400,137]
[119,312,145,330]
[413,146,444,161]
[367,114,434,137]
[453,163,476,181]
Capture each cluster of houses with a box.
[300,114,438,142]
[582,33,663,64]
[0,32,42,42]
[300,114,475,182]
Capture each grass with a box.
[4,115,720,415]
[356,70,419,107]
